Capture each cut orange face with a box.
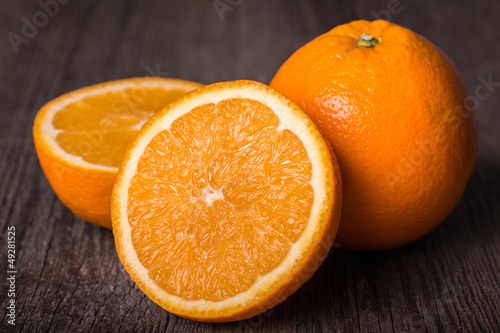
[111,80,342,322]
[33,77,203,228]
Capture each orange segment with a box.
[112,80,342,322]
[52,88,191,167]
[33,78,203,228]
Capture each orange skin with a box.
[271,20,478,250]
[34,141,115,228]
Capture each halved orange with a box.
[33,77,203,228]
[111,80,342,321]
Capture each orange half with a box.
[33,77,203,228]
[111,80,342,321]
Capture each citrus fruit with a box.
[270,20,478,251]
[33,77,203,228]
[111,80,342,321]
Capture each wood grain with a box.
[1,0,499,332]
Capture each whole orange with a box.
[270,20,478,250]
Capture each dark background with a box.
[1,0,499,332]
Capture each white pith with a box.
[114,83,332,317]
[198,186,224,206]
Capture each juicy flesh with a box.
[52,87,189,167]
[128,98,314,301]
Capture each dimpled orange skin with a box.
[270,20,478,251]
[34,143,115,228]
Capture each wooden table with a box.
[1,0,499,332]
